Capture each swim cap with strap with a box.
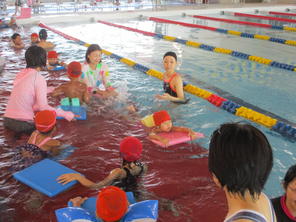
[35,110,56,133]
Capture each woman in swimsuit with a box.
[156,51,188,104]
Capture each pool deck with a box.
[11,3,296,25]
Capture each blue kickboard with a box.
[51,145,78,161]
[52,66,66,71]
[13,158,80,197]
[57,106,87,120]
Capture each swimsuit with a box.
[112,161,144,192]
[163,73,189,104]
[225,195,276,222]
[12,131,51,171]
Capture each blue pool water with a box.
[47,13,296,197]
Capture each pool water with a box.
[0,9,296,221]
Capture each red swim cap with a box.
[47,51,58,59]
[96,186,128,222]
[67,61,82,78]
[153,110,171,126]
[35,110,56,133]
[31,33,38,38]
[120,136,142,162]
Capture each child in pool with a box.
[10,33,24,49]
[37,29,55,50]
[57,136,147,192]
[52,61,90,104]
[47,50,66,70]
[13,110,61,171]
[68,186,129,222]
[142,110,197,146]
[30,33,39,45]
[156,51,189,103]
[81,44,117,98]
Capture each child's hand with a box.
[161,137,170,147]
[188,130,197,140]
[69,196,88,207]
[57,173,81,185]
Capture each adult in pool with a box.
[37,29,55,50]
[272,164,296,222]
[156,51,189,104]
[4,46,75,135]
[208,122,276,222]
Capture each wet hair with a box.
[25,46,47,68]
[163,51,177,61]
[11,33,20,40]
[39,29,48,40]
[85,44,102,63]
[208,122,273,199]
[283,164,296,189]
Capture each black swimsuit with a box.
[112,162,144,192]
[163,73,189,104]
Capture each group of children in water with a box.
[4,28,201,221]
[5,27,289,222]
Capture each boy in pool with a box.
[10,33,24,49]
[30,33,39,45]
[52,61,90,104]
[37,29,55,50]
[47,50,66,70]
[68,186,129,222]
[57,136,147,192]
[141,110,198,146]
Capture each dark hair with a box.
[85,44,102,63]
[283,164,296,189]
[25,46,47,68]
[163,51,177,61]
[11,33,20,40]
[39,29,48,40]
[208,122,273,198]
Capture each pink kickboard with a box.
[150,132,204,147]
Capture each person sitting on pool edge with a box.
[52,61,90,104]
[155,51,189,104]
[57,136,147,192]
[141,110,198,146]
[209,122,276,222]
[272,164,296,222]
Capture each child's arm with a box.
[171,126,197,139]
[57,168,124,189]
[57,173,96,187]
[148,129,170,146]
[51,85,65,97]
[42,139,61,155]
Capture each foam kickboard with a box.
[57,106,87,120]
[13,158,80,197]
[150,131,204,147]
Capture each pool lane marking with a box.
[227,11,296,24]
[97,20,296,73]
[39,23,296,140]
